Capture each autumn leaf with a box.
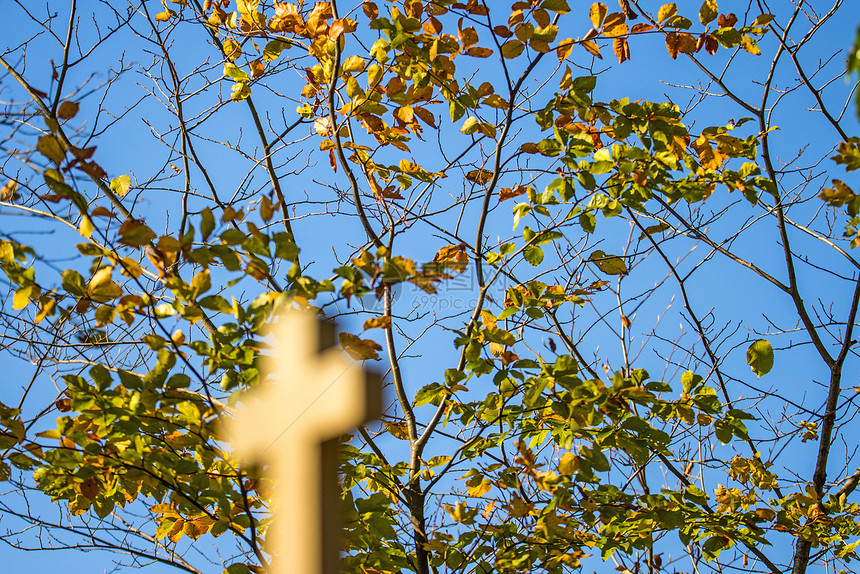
[589,3,608,29]
[110,175,131,197]
[37,135,65,164]
[57,101,80,120]
[613,37,630,63]
[465,169,494,184]
[499,185,528,201]
[602,13,628,37]
[78,476,99,501]
[118,219,156,247]
[339,332,382,361]
[699,0,718,26]
[657,3,677,24]
[363,316,391,330]
[581,40,602,58]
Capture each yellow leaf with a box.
[183,516,215,540]
[80,215,94,238]
[556,37,575,61]
[363,316,391,330]
[581,39,602,58]
[110,175,131,197]
[657,3,677,24]
[740,35,761,55]
[339,332,382,361]
[500,39,525,59]
[222,38,242,61]
[383,420,410,440]
[87,266,123,302]
[558,451,579,475]
[13,284,32,310]
[0,180,16,200]
[168,518,185,543]
[589,3,607,28]
[342,55,367,73]
[37,135,65,164]
[699,0,718,26]
[602,12,628,37]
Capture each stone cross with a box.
[226,310,381,574]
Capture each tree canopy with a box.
[1,1,860,574]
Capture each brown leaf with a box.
[465,169,494,184]
[363,1,378,19]
[704,34,719,55]
[57,101,80,120]
[78,476,99,501]
[464,46,493,58]
[493,25,512,38]
[665,32,680,59]
[718,13,738,28]
[183,517,215,540]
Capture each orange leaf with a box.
[602,12,628,37]
[613,37,630,63]
[630,23,654,34]
[665,32,680,59]
[249,59,265,77]
[581,39,602,58]
[499,185,528,201]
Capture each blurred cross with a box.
[226,310,381,574]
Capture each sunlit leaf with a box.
[746,339,773,377]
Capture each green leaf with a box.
[746,339,773,377]
[200,208,215,240]
[61,269,87,297]
[523,245,544,266]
